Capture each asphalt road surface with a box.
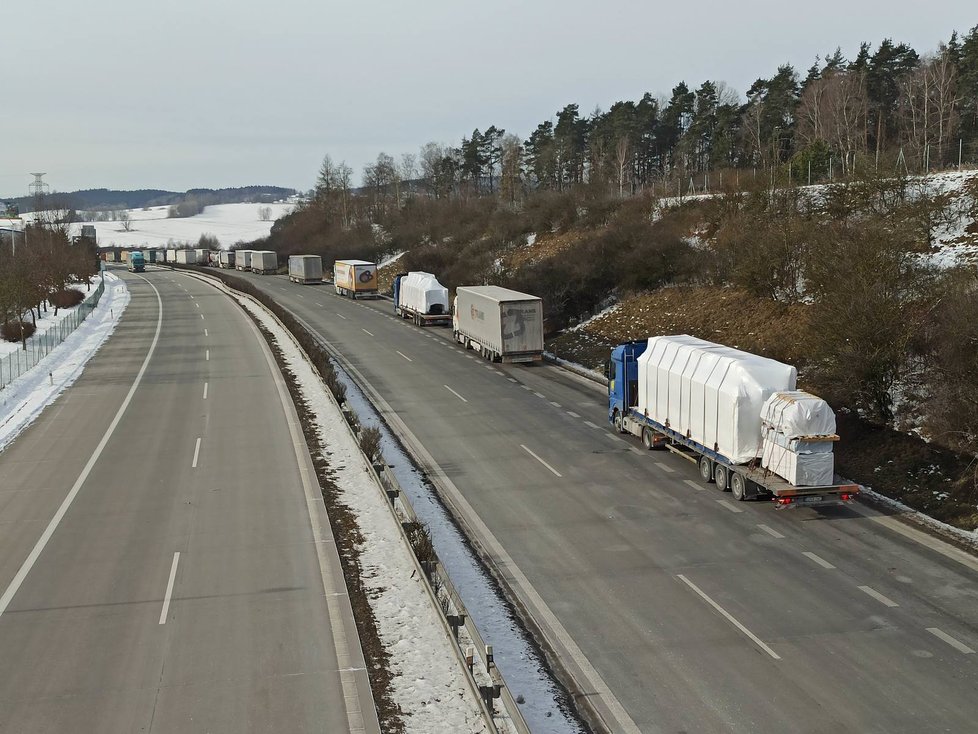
[0,270,376,733]
[226,267,977,734]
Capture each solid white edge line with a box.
[757,523,785,538]
[192,437,201,468]
[802,551,836,569]
[396,351,412,362]
[858,585,899,607]
[0,273,163,619]
[676,574,781,660]
[444,385,468,403]
[520,444,563,477]
[159,551,181,624]
[927,627,976,654]
[203,382,208,400]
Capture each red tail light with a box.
[775,497,793,506]
[840,493,852,501]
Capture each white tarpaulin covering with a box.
[760,391,838,486]
[636,335,797,464]
[760,391,837,439]
[399,272,449,315]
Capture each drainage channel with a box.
[333,364,587,734]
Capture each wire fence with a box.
[0,280,105,389]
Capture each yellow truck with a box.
[333,259,378,298]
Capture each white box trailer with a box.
[235,250,253,271]
[166,249,178,263]
[251,250,278,274]
[453,286,544,363]
[289,255,323,284]
[194,249,209,265]
[333,259,378,298]
[218,251,235,269]
[175,249,194,264]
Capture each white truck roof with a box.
[457,285,540,302]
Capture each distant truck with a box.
[453,286,544,363]
[608,335,859,507]
[235,250,253,271]
[289,255,323,284]
[218,251,235,269]
[333,259,378,298]
[251,250,278,274]
[128,251,145,272]
[393,272,451,326]
[166,249,178,263]
[175,249,194,265]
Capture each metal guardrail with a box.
[375,463,532,734]
[0,281,105,389]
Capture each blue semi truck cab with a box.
[608,340,646,433]
[128,251,145,273]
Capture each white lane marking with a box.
[520,384,531,389]
[192,437,202,468]
[485,365,494,370]
[195,303,200,308]
[717,499,744,513]
[493,370,505,375]
[200,313,205,320]
[757,524,785,538]
[584,421,601,429]
[205,349,210,361]
[0,274,164,620]
[396,351,413,362]
[927,628,975,654]
[159,552,181,625]
[361,328,374,336]
[684,479,705,492]
[803,551,835,569]
[628,446,645,455]
[550,401,562,408]
[677,574,780,659]
[203,382,208,400]
[858,585,899,608]
[654,462,675,473]
[466,355,475,360]
[520,444,563,477]
[297,294,304,299]
[189,295,195,299]
[336,313,347,320]
[316,302,325,307]
[566,411,581,418]
[507,377,518,383]
[533,391,546,399]
[444,385,468,403]
[204,328,209,337]
[605,434,625,443]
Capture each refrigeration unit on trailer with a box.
[393,272,451,326]
[333,259,378,298]
[289,255,324,284]
[453,286,544,363]
[607,335,858,506]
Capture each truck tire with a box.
[613,411,624,434]
[642,427,654,449]
[731,472,748,501]
[698,456,714,483]
[714,464,730,491]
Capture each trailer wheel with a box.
[642,427,654,449]
[714,464,730,491]
[613,411,624,434]
[698,456,714,483]
[731,473,748,501]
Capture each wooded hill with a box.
[5,186,295,214]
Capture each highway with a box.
[0,270,376,733]
[227,268,978,734]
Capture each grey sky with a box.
[1,1,973,196]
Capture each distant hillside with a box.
[4,185,296,213]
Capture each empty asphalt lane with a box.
[0,271,376,733]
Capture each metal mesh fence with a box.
[0,281,105,389]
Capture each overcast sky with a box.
[1,1,973,196]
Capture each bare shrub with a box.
[50,289,84,309]
[1,321,36,342]
[359,426,382,464]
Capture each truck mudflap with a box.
[771,485,860,509]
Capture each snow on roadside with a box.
[0,274,130,454]
[0,276,103,360]
[234,295,488,734]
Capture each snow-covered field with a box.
[10,202,294,250]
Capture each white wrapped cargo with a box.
[760,391,837,486]
[636,335,797,464]
[398,272,449,314]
